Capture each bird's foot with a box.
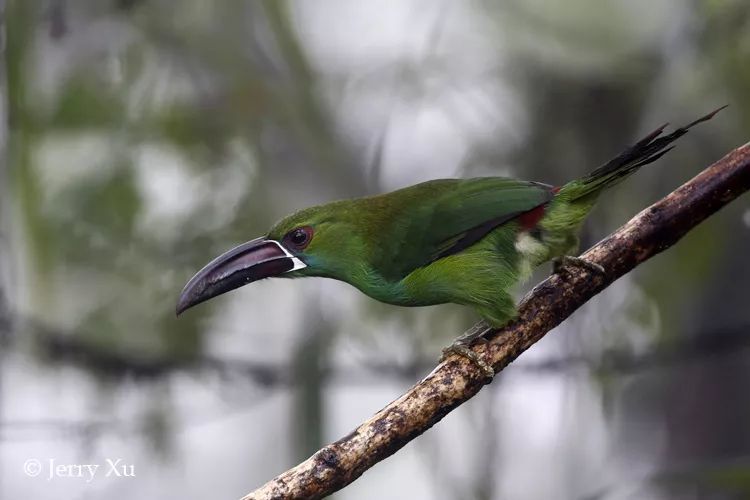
[439,322,495,380]
[441,342,494,379]
[553,255,605,276]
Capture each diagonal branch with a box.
[242,142,750,500]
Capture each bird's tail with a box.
[557,106,726,203]
[537,106,725,247]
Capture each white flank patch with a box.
[515,232,545,256]
[515,232,546,280]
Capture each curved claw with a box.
[440,342,495,380]
[553,255,605,276]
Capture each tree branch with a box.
[242,142,750,500]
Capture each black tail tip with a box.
[684,105,728,129]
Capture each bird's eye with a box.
[286,226,313,249]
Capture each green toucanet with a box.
[176,108,723,375]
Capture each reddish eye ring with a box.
[286,226,313,249]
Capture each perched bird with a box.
[177,107,723,376]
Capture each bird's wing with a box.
[375,177,554,280]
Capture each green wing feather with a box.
[368,177,554,281]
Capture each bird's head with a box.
[176,201,367,315]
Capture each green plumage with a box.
[265,109,721,327]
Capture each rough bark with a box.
[242,142,750,500]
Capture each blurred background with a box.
[2,1,749,499]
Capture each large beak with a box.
[176,237,306,315]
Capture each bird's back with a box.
[354,177,554,282]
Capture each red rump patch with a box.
[551,186,561,194]
[518,204,546,230]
